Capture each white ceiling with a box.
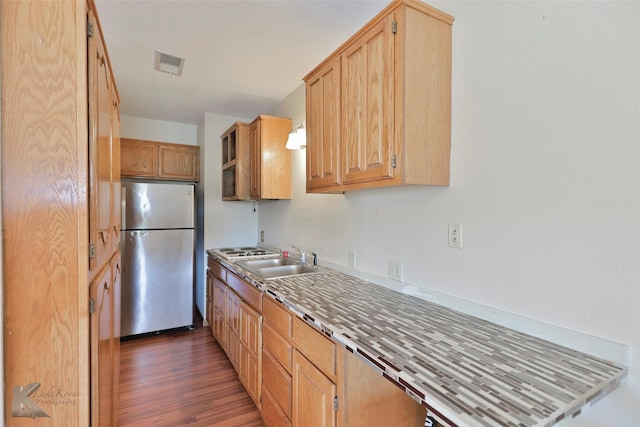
[95,0,389,125]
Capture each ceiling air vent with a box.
[155,50,185,76]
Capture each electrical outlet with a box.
[388,260,403,281]
[260,230,264,243]
[348,251,356,268]
[448,224,462,248]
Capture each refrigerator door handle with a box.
[121,186,127,231]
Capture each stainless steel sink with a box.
[236,257,299,269]
[235,257,318,280]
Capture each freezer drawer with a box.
[121,229,194,336]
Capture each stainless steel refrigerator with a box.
[120,181,195,337]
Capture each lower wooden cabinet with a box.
[207,257,427,427]
[261,383,292,427]
[208,257,263,409]
[263,296,426,427]
[262,347,292,420]
[206,269,214,328]
[239,300,263,407]
[213,277,227,347]
[292,316,339,427]
[90,252,121,427]
[292,350,337,427]
[262,295,295,426]
[226,290,241,369]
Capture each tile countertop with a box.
[207,251,627,427]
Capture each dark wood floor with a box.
[118,324,264,427]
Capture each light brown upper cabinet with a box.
[221,121,251,200]
[304,0,454,193]
[306,56,341,192]
[250,115,292,200]
[121,138,200,182]
[88,4,122,279]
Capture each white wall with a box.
[200,112,259,250]
[262,2,640,425]
[120,115,197,145]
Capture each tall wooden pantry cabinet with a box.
[2,1,121,426]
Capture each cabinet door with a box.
[226,290,240,369]
[262,384,292,427]
[213,278,227,347]
[263,348,292,420]
[206,270,214,330]
[249,119,262,199]
[341,14,395,185]
[120,138,157,178]
[111,101,121,249]
[306,57,341,191]
[292,351,336,427]
[239,301,262,406]
[88,8,115,274]
[90,263,113,427]
[249,116,292,200]
[158,144,200,181]
[221,122,251,200]
[111,254,122,425]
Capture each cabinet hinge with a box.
[89,244,96,259]
[89,298,96,314]
[333,396,339,412]
[392,21,397,34]
[87,20,94,38]
[392,154,397,168]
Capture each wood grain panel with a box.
[158,143,200,181]
[239,301,262,407]
[402,5,452,185]
[292,351,336,427]
[226,270,262,313]
[293,318,337,381]
[120,138,157,178]
[262,349,292,419]
[342,350,426,426]
[262,296,293,339]
[208,258,227,282]
[306,56,341,191]
[263,323,293,373]
[250,115,292,200]
[341,14,395,185]
[2,0,88,424]
[261,386,292,427]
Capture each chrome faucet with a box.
[291,245,306,263]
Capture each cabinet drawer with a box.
[262,349,292,419]
[226,270,261,312]
[263,296,293,339]
[261,384,292,427]
[264,323,293,373]
[208,258,227,282]
[292,317,336,380]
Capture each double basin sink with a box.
[235,256,317,280]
